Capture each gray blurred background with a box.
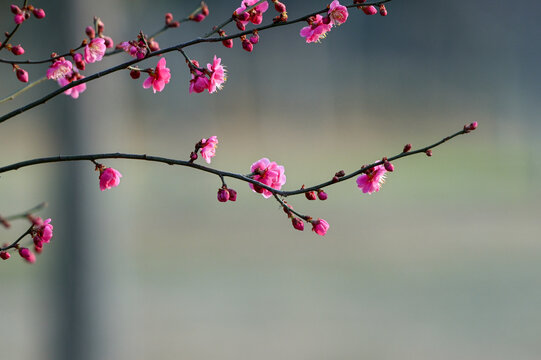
[1,0,541,359]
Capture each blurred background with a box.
[1,0,541,359]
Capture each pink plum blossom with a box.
[200,136,218,163]
[46,59,73,80]
[311,218,329,236]
[328,0,348,26]
[31,217,53,247]
[249,158,286,198]
[58,72,87,99]
[300,14,332,43]
[84,38,106,63]
[207,56,226,93]
[143,57,171,93]
[32,8,46,19]
[235,0,269,26]
[99,167,122,191]
[356,164,387,194]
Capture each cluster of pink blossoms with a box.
[10,4,45,25]
[234,0,269,30]
[44,19,111,98]
[189,56,227,94]
[0,216,54,264]
[300,1,348,43]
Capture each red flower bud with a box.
[305,191,317,200]
[403,143,412,153]
[291,217,304,231]
[217,188,230,202]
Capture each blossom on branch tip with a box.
[200,136,218,163]
[46,59,73,80]
[143,57,171,93]
[249,158,286,199]
[356,164,387,194]
[328,0,348,26]
[300,14,332,43]
[0,251,10,260]
[99,167,122,191]
[311,218,329,236]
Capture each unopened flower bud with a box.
[322,16,331,25]
[11,44,24,55]
[236,11,250,22]
[33,8,45,19]
[317,190,328,200]
[10,5,21,14]
[14,13,24,24]
[201,2,209,16]
[249,33,259,44]
[191,13,205,22]
[102,36,114,48]
[217,188,230,202]
[222,38,233,48]
[18,247,36,263]
[379,4,388,16]
[311,218,329,236]
[34,244,43,254]
[242,38,253,52]
[332,176,339,183]
[148,39,160,52]
[282,203,293,215]
[130,69,140,79]
[291,217,304,231]
[383,161,394,172]
[403,143,412,153]
[425,149,433,157]
[464,121,478,132]
[16,68,28,83]
[0,251,10,260]
[273,0,287,13]
[96,18,105,34]
[189,152,198,162]
[305,191,317,200]
[361,5,378,15]
[165,12,174,24]
[235,19,246,31]
[85,26,95,39]
[228,188,237,201]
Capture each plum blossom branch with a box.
[0,225,33,252]
[0,0,391,125]
[0,0,28,52]
[0,124,477,197]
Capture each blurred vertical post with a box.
[53,1,124,359]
